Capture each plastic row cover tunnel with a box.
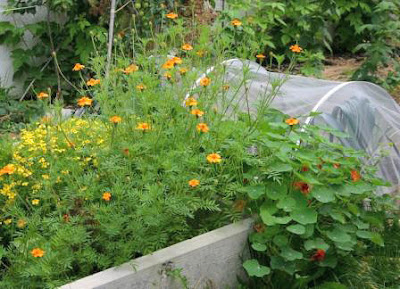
[218,59,400,195]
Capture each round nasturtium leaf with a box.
[291,208,318,225]
[286,224,306,235]
[251,242,267,252]
[273,235,289,247]
[304,238,330,251]
[280,247,303,261]
[277,197,296,212]
[243,259,271,277]
[245,185,265,200]
[326,228,351,243]
[312,187,335,203]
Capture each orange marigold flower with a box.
[166,12,178,19]
[32,199,40,205]
[188,179,200,187]
[294,181,311,195]
[351,170,361,182]
[179,68,188,75]
[231,19,242,26]
[77,96,93,107]
[0,164,15,176]
[164,72,172,79]
[162,60,175,69]
[290,44,303,53]
[102,192,111,201]
[37,92,49,99]
[31,248,45,258]
[199,77,211,87]
[72,63,85,71]
[17,219,27,228]
[223,84,230,91]
[285,118,299,126]
[136,122,151,131]
[256,54,266,60]
[191,109,205,117]
[182,43,193,51]
[185,97,198,107]
[207,153,222,164]
[311,249,326,262]
[196,123,209,133]
[110,116,122,124]
[136,84,147,91]
[87,78,100,86]
[171,57,182,65]
[122,64,139,74]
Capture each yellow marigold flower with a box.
[223,84,230,91]
[196,123,209,133]
[102,192,111,201]
[185,97,198,107]
[164,72,172,79]
[162,60,175,69]
[207,153,222,164]
[17,219,27,228]
[166,12,178,19]
[122,64,139,74]
[0,164,16,176]
[32,199,40,205]
[87,78,101,86]
[182,43,193,51]
[77,96,93,107]
[42,174,50,180]
[110,116,122,124]
[196,50,206,57]
[4,219,12,225]
[61,170,69,175]
[136,84,147,91]
[289,44,303,53]
[136,122,151,131]
[30,248,45,258]
[285,118,300,126]
[188,179,200,187]
[191,109,205,117]
[200,77,211,87]
[37,92,49,99]
[231,19,242,26]
[72,63,85,71]
[179,68,188,75]
[41,116,52,124]
[256,54,266,60]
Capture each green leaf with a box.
[312,187,335,203]
[329,210,346,224]
[243,259,271,277]
[291,208,318,225]
[277,197,296,212]
[274,216,292,224]
[319,254,338,268]
[371,232,384,247]
[260,209,275,226]
[269,162,292,172]
[280,247,303,261]
[273,235,288,247]
[266,184,285,200]
[356,230,373,239]
[244,185,265,200]
[286,224,306,235]
[326,228,351,243]
[251,243,267,252]
[270,256,296,275]
[319,282,347,289]
[304,238,330,251]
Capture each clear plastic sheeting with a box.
[220,59,400,194]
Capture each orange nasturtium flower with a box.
[290,44,303,53]
[72,63,85,71]
[351,170,361,182]
[294,181,311,195]
[31,248,45,258]
[199,77,211,87]
[77,96,93,107]
[179,68,188,75]
[285,118,300,126]
[102,192,112,201]
[0,164,16,176]
[185,97,198,107]
[37,92,49,99]
[87,78,100,86]
[136,84,147,91]
[191,109,205,117]
[122,64,139,74]
[182,43,193,51]
[166,12,178,19]
[110,116,122,124]
[136,122,151,131]
[31,199,40,205]
[256,54,266,60]
[188,179,200,187]
[231,19,242,26]
[207,153,222,164]
[196,123,209,133]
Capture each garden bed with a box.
[61,219,253,289]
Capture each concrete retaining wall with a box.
[61,219,253,289]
